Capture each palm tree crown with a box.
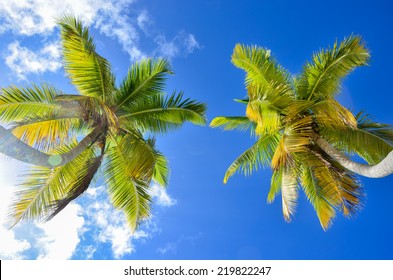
[0,16,206,231]
[211,36,393,230]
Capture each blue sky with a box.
[0,0,393,260]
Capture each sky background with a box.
[0,0,393,260]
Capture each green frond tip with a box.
[0,84,62,123]
[231,43,292,96]
[115,57,174,109]
[57,13,115,100]
[119,91,207,133]
[210,116,255,133]
[162,91,207,125]
[153,153,170,187]
[298,34,370,100]
[223,133,280,183]
[233,98,249,104]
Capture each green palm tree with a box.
[211,36,393,229]
[0,16,206,231]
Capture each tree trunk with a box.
[316,137,393,178]
[0,125,102,168]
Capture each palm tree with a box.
[211,36,393,229]
[0,16,206,231]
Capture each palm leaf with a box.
[11,116,83,152]
[281,168,298,222]
[115,58,173,109]
[301,166,336,230]
[231,44,293,100]
[312,99,357,130]
[301,149,364,229]
[103,135,154,231]
[58,15,115,101]
[118,91,206,133]
[320,112,393,165]
[224,132,281,183]
[0,84,61,123]
[282,115,314,153]
[356,112,393,146]
[297,35,370,100]
[8,142,96,225]
[153,152,170,187]
[246,99,282,135]
[267,167,283,203]
[210,116,256,134]
[46,152,103,220]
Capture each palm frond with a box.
[312,99,357,130]
[231,44,293,100]
[57,15,115,101]
[281,168,298,222]
[267,167,283,203]
[320,112,393,165]
[301,166,336,230]
[297,35,369,100]
[118,91,206,133]
[332,168,364,217]
[356,112,393,146]
[11,116,83,152]
[0,84,61,123]
[103,135,154,231]
[46,152,103,220]
[224,132,281,183]
[246,99,282,135]
[281,115,314,155]
[8,142,96,225]
[153,152,170,187]
[300,149,364,229]
[115,58,173,109]
[210,116,256,135]
[271,136,287,169]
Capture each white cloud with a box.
[0,184,31,259]
[0,0,108,35]
[83,189,153,259]
[157,242,177,255]
[155,32,201,59]
[150,184,177,207]
[0,0,201,78]
[136,9,151,34]
[183,34,201,54]
[0,160,85,260]
[156,232,204,255]
[36,204,85,259]
[0,0,144,61]
[5,41,62,79]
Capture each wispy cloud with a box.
[155,32,201,59]
[0,0,201,78]
[150,183,177,207]
[157,242,177,255]
[0,184,31,259]
[0,171,84,260]
[157,232,204,255]
[136,9,151,34]
[5,41,62,80]
[0,0,117,35]
[36,204,85,259]
[80,185,162,259]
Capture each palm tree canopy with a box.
[0,16,206,231]
[211,35,393,230]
